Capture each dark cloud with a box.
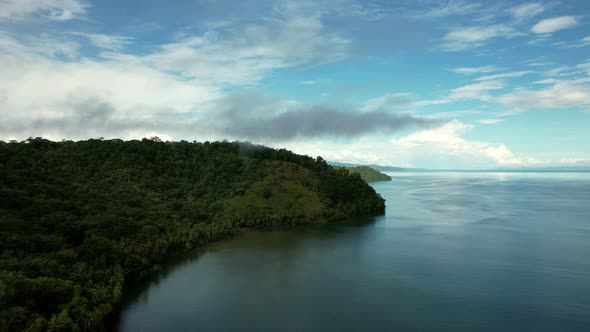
[1,99,159,139]
[207,92,441,141]
[1,93,439,142]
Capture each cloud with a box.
[125,10,350,86]
[415,0,482,19]
[0,23,434,142]
[533,78,560,84]
[301,80,317,85]
[68,32,133,51]
[531,16,578,34]
[0,2,357,141]
[0,31,80,58]
[475,71,533,81]
[439,25,524,51]
[451,66,503,74]
[526,58,555,67]
[5,98,134,139]
[360,93,414,112]
[423,108,489,119]
[447,80,504,100]
[0,0,88,21]
[497,79,590,110]
[281,120,585,169]
[554,36,590,49]
[206,92,440,141]
[340,0,481,21]
[578,61,590,75]
[509,3,546,21]
[364,79,508,112]
[0,33,223,140]
[390,120,538,166]
[478,119,504,124]
[545,65,587,77]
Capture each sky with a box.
[1,0,589,169]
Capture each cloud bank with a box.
[207,93,440,141]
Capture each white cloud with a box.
[361,93,414,112]
[0,1,356,140]
[389,120,536,166]
[344,0,481,21]
[554,36,590,49]
[279,139,389,166]
[578,60,590,75]
[545,65,586,77]
[392,120,472,146]
[0,0,88,21]
[68,32,133,51]
[0,32,80,58]
[533,78,560,84]
[451,66,503,74]
[423,108,489,119]
[417,1,482,18]
[280,119,584,169]
[363,80,507,112]
[479,119,504,124]
[475,71,533,81]
[0,49,222,139]
[579,36,590,46]
[130,14,350,86]
[531,16,578,34]
[439,25,524,51]
[365,66,574,117]
[527,36,551,46]
[447,80,504,100]
[526,61,555,67]
[556,158,590,166]
[509,3,546,20]
[498,79,590,110]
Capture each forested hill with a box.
[338,166,392,182]
[0,138,385,331]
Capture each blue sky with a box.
[1,0,589,168]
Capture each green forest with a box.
[0,138,385,331]
[338,166,392,182]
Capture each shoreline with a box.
[107,213,383,330]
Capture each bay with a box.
[117,172,590,331]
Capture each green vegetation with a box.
[338,166,392,182]
[0,138,384,331]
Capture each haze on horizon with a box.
[1,0,589,169]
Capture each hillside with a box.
[0,138,384,331]
[329,161,407,172]
[338,165,392,182]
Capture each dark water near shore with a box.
[117,172,590,332]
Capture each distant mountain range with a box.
[328,161,590,172]
[489,166,590,172]
[328,161,409,172]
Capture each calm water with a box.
[117,172,590,332]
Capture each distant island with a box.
[0,138,385,331]
[337,165,392,182]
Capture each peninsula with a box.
[0,138,384,331]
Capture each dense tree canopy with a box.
[337,166,392,182]
[0,138,384,331]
